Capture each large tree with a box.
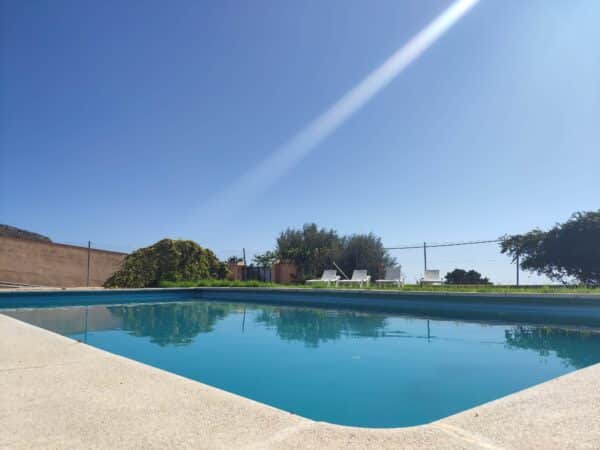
[276,223,342,280]
[252,250,278,267]
[275,224,394,281]
[500,210,600,285]
[336,233,395,282]
[105,239,228,288]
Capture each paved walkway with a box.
[1,313,599,449]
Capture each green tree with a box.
[500,210,600,285]
[444,268,491,285]
[276,223,343,280]
[337,233,395,282]
[227,256,243,264]
[275,224,394,281]
[104,239,228,288]
[252,250,278,267]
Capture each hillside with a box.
[0,224,52,242]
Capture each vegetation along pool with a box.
[3,290,600,428]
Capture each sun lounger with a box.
[337,269,371,287]
[420,269,442,285]
[306,269,340,285]
[375,266,403,287]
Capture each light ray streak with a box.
[203,0,479,216]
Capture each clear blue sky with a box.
[1,0,599,283]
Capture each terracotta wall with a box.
[0,236,127,287]
[227,262,245,281]
[272,261,297,284]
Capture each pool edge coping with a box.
[2,309,600,448]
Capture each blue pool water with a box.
[4,296,600,427]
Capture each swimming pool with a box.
[3,289,600,428]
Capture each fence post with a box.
[86,241,91,286]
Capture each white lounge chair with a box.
[337,270,371,287]
[306,270,340,285]
[420,269,442,285]
[376,266,403,287]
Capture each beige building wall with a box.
[0,236,127,287]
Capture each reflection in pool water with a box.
[6,300,600,427]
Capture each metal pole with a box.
[242,248,247,265]
[516,253,520,287]
[423,242,427,272]
[86,241,91,286]
[333,261,349,280]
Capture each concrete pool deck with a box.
[1,313,600,449]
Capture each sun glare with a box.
[200,0,479,220]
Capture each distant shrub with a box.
[444,268,491,285]
[104,239,228,288]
